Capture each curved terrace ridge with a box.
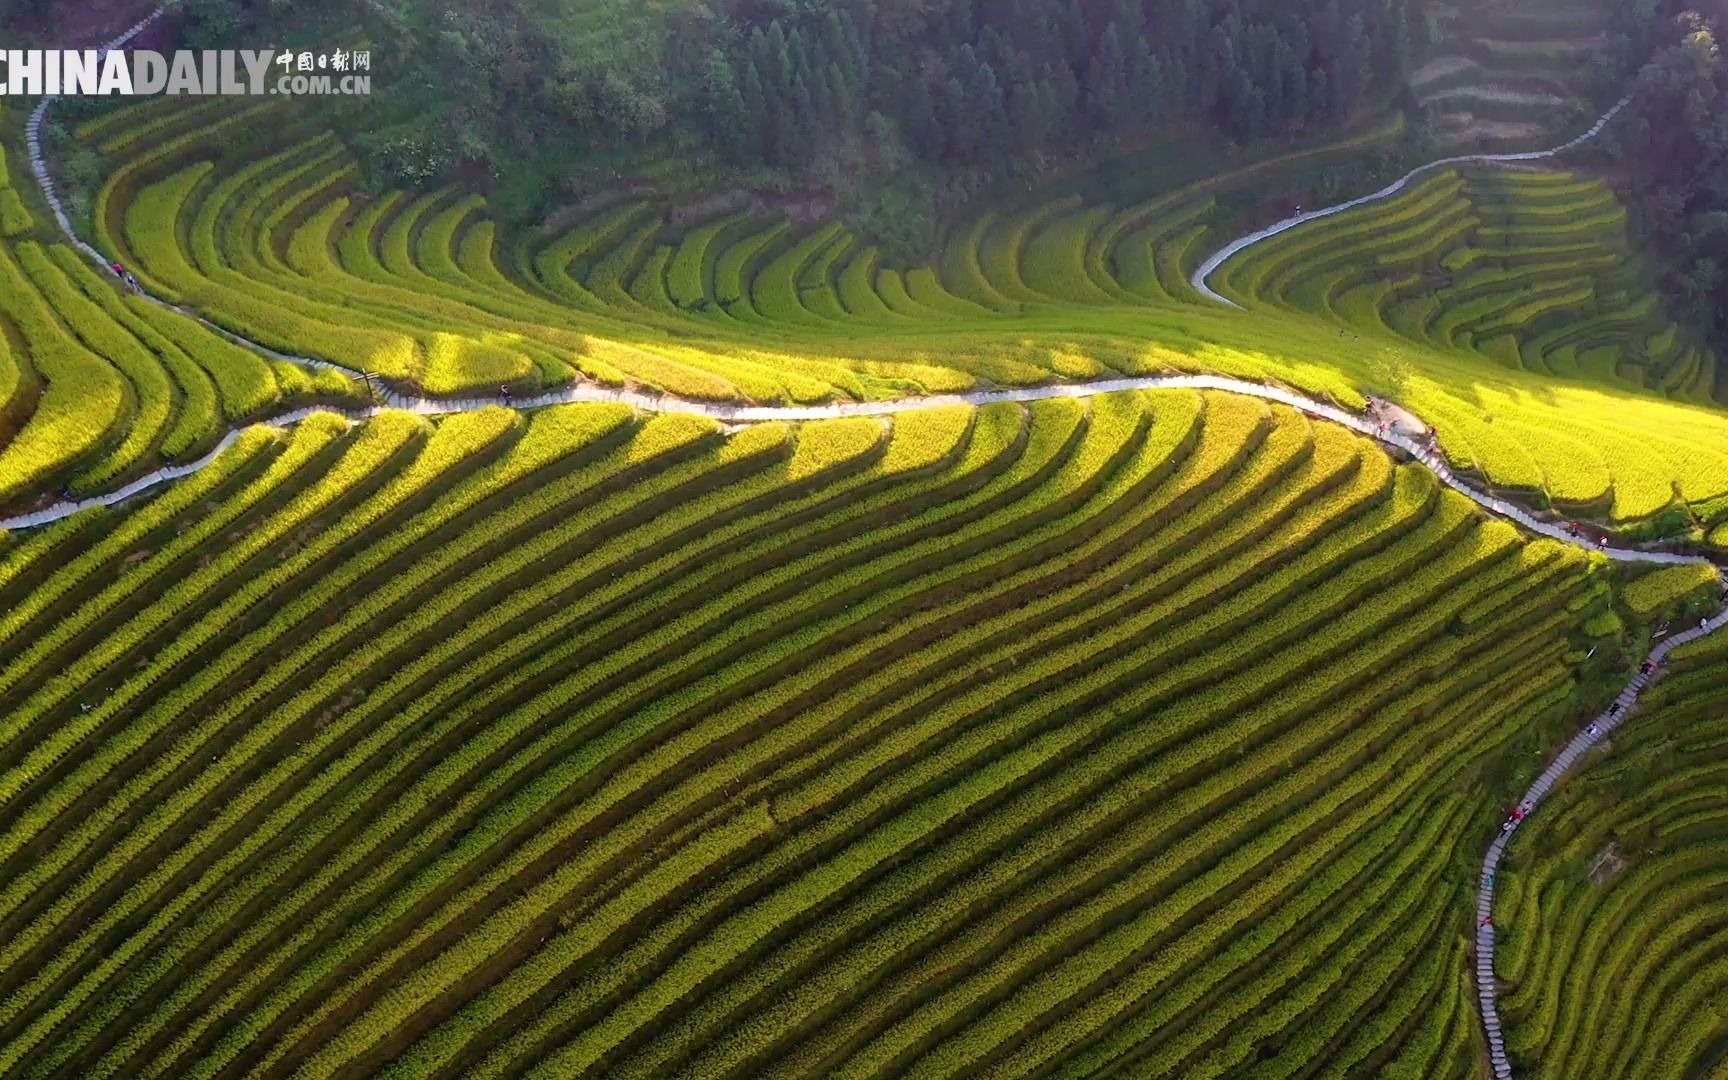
[13,15,1728,1080]
[1190,97,1632,307]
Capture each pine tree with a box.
[789,75,818,159]
[942,75,974,158]
[823,61,854,126]
[1110,0,1146,39]
[765,21,793,93]
[739,58,772,158]
[1165,52,1190,116]
[1308,66,1330,125]
[1088,21,1130,128]
[1287,61,1309,127]
[1012,76,1052,152]
[901,76,943,158]
[974,59,1008,158]
[809,59,836,129]
[1384,0,1413,83]
[1059,0,1090,70]
[1202,22,1236,115]
[1131,38,1164,123]
[823,11,866,95]
[701,50,748,149]
[1050,55,1082,117]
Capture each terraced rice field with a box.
[1218,166,1712,402]
[1412,0,1615,149]
[1213,165,1728,518]
[0,25,1725,1076]
[37,94,1724,542]
[0,98,366,508]
[0,390,1642,1076]
[1494,628,1728,1079]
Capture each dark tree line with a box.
[1615,6,1728,373]
[700,0,1413,168]
[71,0,1416,219]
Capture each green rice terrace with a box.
[1494,628,1728,1080]
[0,3,1725,1077]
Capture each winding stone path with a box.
[1476,605,1728,1080]
[15,20,1728,1078]
[1189,97,1631,307]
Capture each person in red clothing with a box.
[110,260,124,279]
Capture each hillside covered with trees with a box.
[145,0,1418,210]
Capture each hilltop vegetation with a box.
[146,0,1423,233]
[1609,7,1728,366]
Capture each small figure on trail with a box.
[1587,723,1600,737]
[1480,915,1493,928]
[1599,535,1609,548]
[1608,702,1622,717]
[1501,819,1515,833]
[499,383,512,404]
[1655,620,1670,638]
[123,271,141,294]
[1703,618,1712,632]
[1293,204,1303,217]
[110,260,125,279]
[1641,660,1655,676]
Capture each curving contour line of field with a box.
[0,10,1721,1078]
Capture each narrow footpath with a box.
[1189,97,1631,306]
[1475,605,1728,1080]
[13,17,1728,1078]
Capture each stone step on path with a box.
[1475,600,1728,1079]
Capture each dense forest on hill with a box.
[1615,6,1728,358]
[141,0,1419,214]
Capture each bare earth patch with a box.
[1434,115,1552,146]
[1412,55,1479,90]
[1425,85,1569,109]
[1589,842,1629,885]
